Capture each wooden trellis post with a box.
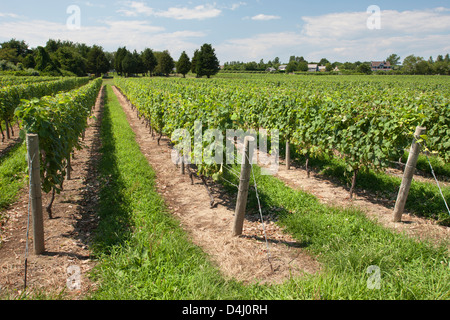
[26,133,45,255]
[286,139,291,170]
[232,136,254,236]
[393,126,426,222]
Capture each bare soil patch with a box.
[112,86,321,285]
[0,87,105,299]
[0,122,22,160]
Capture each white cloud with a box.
[230,2,247,11]
[118,2,221,20]
[117,1,154,17]
[0,12,20,18]
[217,32,302,61]
[251,14,281,21]
[301,7,450,39]
[156,4,222,20]
[218,7,450,62]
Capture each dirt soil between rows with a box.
[112,86,322,285]
[0,86,105,299]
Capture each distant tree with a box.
[176,51,191,77]
[121,51,138,77]
[357,63,372,74]
[45,39,63,54]
[319,58,330,66]
[194,44,220,78]
[191,49,200,76]
[402,55,423,74]
[87,45,110,77]
[114,47,128,76]
[155,50,174,76]
[1,39,30,61]
[342,62,356,70]
[325,63,333,72]
[416,60,432,75]
[258,59,266,70]
[132,50,145,75]
[298,61,308,72]
[0,48,19,63]
[104,51,115,71]
[285,60,298,73]
[34,46,61,75]
[56,46,87,76]
[386,54,401,66]
[244,61,258,71]
[141,48,158,76]
[22,54,36,69]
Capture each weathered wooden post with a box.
[286,139,291,170]
[66,156,71,180]
[232,136,255,237]
[26,133,45,255]
[393,126,426,222]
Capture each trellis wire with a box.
[245,151,273,272]
[417,141,450,217]
[24,153,36,290]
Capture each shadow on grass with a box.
[292,151,450,226]
[89,86,134,255]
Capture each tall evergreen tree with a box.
[141,48,158,76]
[194,44,220,78]
[87,45,110,77]
[191,49,200,77]
[155,50,174,76]
[121,51,137,77]
[176,51,191,77]
[114,47,128,76]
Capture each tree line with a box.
[0,39,110,77]
[223,53,450,75]
[1,38,448,77]
[114,43,220,78]
[0,38,220,78]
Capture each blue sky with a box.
[0,0,449,64]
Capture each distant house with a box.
[308,64,318,72]
[278,64,287,71]
[266,67,276,72]
[333,66,340,72]
[371,61,392,71]
[318,66,327,72]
